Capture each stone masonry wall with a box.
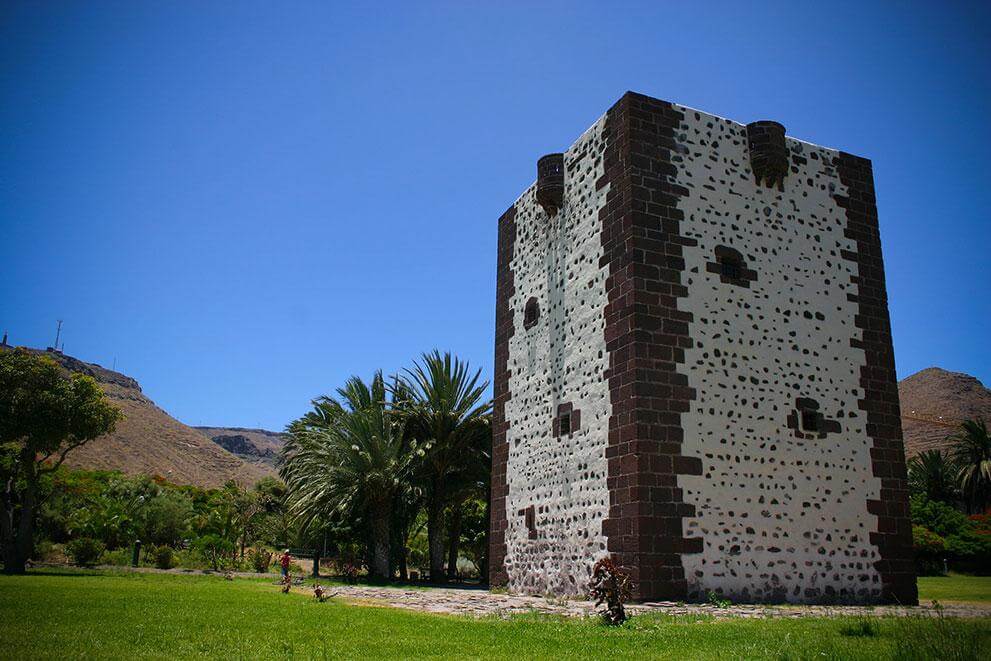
[673,106,892,603]
[490,91,914,604]
[495,118,615,596]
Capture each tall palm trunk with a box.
[369,502,391,579]
[446,503,462,580]
[398,544,409,581]
[427,477,446,582]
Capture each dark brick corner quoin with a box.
[488,204,517,588]
[834,153,918,605]
[597,92,702,601]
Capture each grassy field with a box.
[918,574,991,604]
[0,571,988,660]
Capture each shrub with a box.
[194,534,235,571]
[171,548,205,570]
[333,558,359,583]
[66,538,105,567]
[945,530,991,574]
[968,511,991,533]
[36,541,67,564]
[249,548,272,573]
[154,546,175,570]
[913,525,947,576]
[99,548,133,567]
[589,557,634,625]
[141,492,194,547]
[911,495,973,538]
[456,557,478,579]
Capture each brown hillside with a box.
[194,426,286,469]
[2,346,272,488]
[898,367,991,458]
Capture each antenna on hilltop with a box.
[49,320,65,354]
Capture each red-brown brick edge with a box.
[599,92,701,601]
[489,204,517,587]
[835,153,918,605]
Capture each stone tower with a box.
[489,91,915,605]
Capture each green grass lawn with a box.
[918,574,991,604]
[1,571,988,660]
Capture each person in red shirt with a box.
[279,549,292,579]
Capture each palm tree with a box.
[397,351,491,582]
[442,425,491,580]
[951,418,991,513]
[281,372,410,578]
[907,449,959,504]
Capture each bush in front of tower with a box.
[589,557,634,625]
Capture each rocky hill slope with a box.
[2,346,273,488]
[193,426,286,469]
[899,367,991,458]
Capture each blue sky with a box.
[2,1,989,430]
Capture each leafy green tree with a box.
[457,497,490,579]
[908,449,960,504]
[251,476,296,550]
[141,490,194,547]
[442,426,490,580]
[37,468,111,544]
[911,494,972,538]
[94,475,161,549]
[911,525,946,576]
[195,533,235,571]
[944,528,991,571]
[951,419,991,513]
[281,373,411,578]
[398,351,491,582]
[0,349,122,574]
[195,481,264,565]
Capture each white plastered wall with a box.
[672,106,883,602]
[502,116,613,596]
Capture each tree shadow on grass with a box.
[3,569,102,578]
[325,575,490,592]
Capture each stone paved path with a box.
[86,566,991,619]
[311,583,991,620]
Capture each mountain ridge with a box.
[0,345,273,488]
[898,367,991,458]
[5,343,986,482]
[193,426,286,469]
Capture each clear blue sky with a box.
[2,2,989,430]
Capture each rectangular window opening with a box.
[720,259,742,280]
[524,505,537,539]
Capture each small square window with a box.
[559,413,571,435]
[720,259,742,280]
[523,297,540,330]
[801,409,818,432]
[524,505,537,539]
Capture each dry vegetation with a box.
[900,368,991,458]
[12,348,274,488]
